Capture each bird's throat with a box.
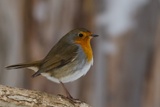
[75,38,93,62]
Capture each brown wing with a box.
[32,43,78,77]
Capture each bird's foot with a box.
[58,94,81,103]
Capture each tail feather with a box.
[6,60,41,70]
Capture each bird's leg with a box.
[59,81,73,99]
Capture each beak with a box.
[91,34,99,37]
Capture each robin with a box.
[6,28,98,99]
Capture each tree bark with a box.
[0,85,91,107]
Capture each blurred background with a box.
[0,0,160,107]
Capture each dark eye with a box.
[78,33,83,37]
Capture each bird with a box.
[6,28,98,99]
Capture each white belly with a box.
[42,62,92,83]
[60,62,92,83]
[28,59,93,83]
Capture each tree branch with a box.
[0,85,91,107]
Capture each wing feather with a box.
[32,43,78,77]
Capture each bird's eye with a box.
[78,33,83,37]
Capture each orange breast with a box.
[75,37,93,62]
